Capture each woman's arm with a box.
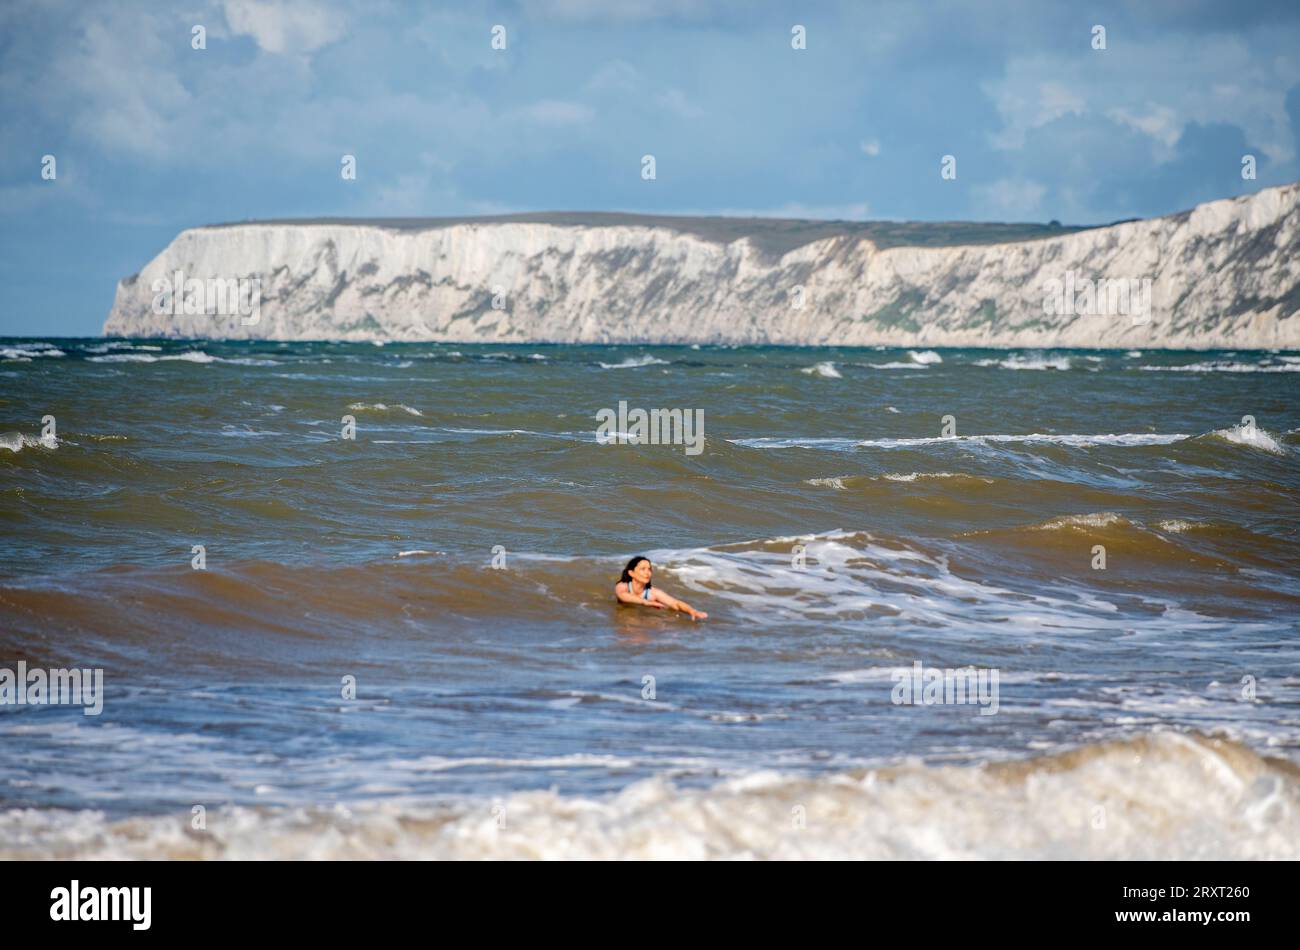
[615,583,663,608]
[649,588,707,620]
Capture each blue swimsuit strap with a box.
[629,580,650,599]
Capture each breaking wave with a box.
[1204,424,1286,454]
[801,361,842,378]
[347,402,424,417]
[1139,361,1300,373]
[598,356,669,370]
[974,353,1072,371]
[3,733,1294,859]
[732,432,1188,450]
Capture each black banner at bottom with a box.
[0,859,1287,937]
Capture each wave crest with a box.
[3,733,1294,859]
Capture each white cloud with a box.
[1106,103,1182,154]
[222,0,345,55]
[984,35,1299,163]
[860,139,881,157]
[47,7,194,159]
[987,79,1086,149]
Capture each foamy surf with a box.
[85,342,163,353]
[736,425,1291,455]
[0,343,65,360]
[347,402,424,417]
[598,356,669,369]
[804,476,849,489]
[732,432,1188,450]
[87,351,218,363]
[801,361,842,378]
[648,529,1133,634]
[882,471,990,482]
[3,733,1294,860]
[975,354,1072,371]
[1139,361,1300,373]
[806,472,994,488]
[1032,512,1127,531]
[0,431,57,452]
[1207,424,1287,454]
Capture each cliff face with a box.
[104,183,1300,348]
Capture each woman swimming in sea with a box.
[615,555,708,621]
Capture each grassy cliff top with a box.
[202,211,1101,256]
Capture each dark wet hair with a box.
[620,556,652,587]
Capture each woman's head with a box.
[620,556,652,587]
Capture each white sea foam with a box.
[88,351,215,364]
[84,349,277,366]
[1208,424,1286,454]
[644,528,1189,637]
[801,361,842,378]
[166,352,215,363]
[732,432,1188,450]
[348,402,423,416]
[3,733,1293,859]
[442,427,538,436]
[2,344,65,359]
[804,477,849,490]
[1139,361,1300,373]
[598,356,669,369]
[907,349,943,364]
[0,432,57,452]
[1033,512,1126,531]
[84,342,163,354]
[806,472,991,488]
[975,354,1072,371]
[883,472,991,482]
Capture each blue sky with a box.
[3,0,1300,336]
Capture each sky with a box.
[2,0,1300,336]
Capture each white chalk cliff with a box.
[104,183,1300,348]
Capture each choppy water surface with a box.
[1,339,1298,858]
